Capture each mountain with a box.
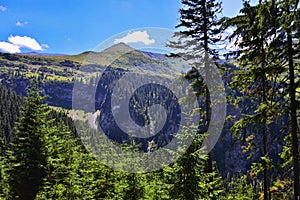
[0,44,285,178]
[0,43,188,108]
[19,52,68,56]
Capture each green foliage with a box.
[0,0,299,199]
[225,0,300,198]
[225,174,255,200]
[168,0,224,59]
[163,127,226,200]
[5,80,49,199]
[143,170,170,200]
[0,84,23,151]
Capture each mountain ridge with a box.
[0,43,284,178]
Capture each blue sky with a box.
[0,0,257,55]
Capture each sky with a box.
[0,0,258,55]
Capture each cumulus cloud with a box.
[0,35,48,53]
[0,42,21,53]
[0,5,7,12]
[8,35,44,51]
[16,21,28,27]
[114,31,155,45]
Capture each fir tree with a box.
[7,79,49,199]
[168,0,224,178]
[276,0,300,198]
[226,1,285,199]
[165,127,225,199]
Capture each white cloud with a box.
[8,35,45,51]
[0,6,7,12]
[0,42,21,53]
[114,31,155,45]
[0,35,48,53]
[16,21,28,27]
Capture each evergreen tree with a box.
[228,1,300,199]
[6,80,49,199]
[225,174,255,199]
[0,84,23,152]
[225,1,286,199]
[37,121,76,199]
[276,0,300,198]
[0,84,23,197]
[143,169,170,200]
[37,121,115,199]
[168,0,223,59]
[167,1,227,197]
[165,127,225,199]
[168,0,224,180]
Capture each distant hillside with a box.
[0,43,187,108]
[0,43,286,178]
[19,52,68,56]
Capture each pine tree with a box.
[168,0,223,59]
[225,174,255,199]
[143,169,170,200]
[37,121,75,199]
[167,1,226,198]
[225,0,286,199]
[276,0,300,198]
[0,84,23,152]
[7,79,49,199]
[168,0,224,179]
[37,121,115,199]
[164,127,225,199]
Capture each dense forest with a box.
[0,0,299,199]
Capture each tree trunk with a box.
[287,25,299,200]
[260,18,269,198]
[201,0,213,175]
[261,45,269,200]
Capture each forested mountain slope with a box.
[0,44,288,178]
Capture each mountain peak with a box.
[112,42,131,48]
[103,42,134,53]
